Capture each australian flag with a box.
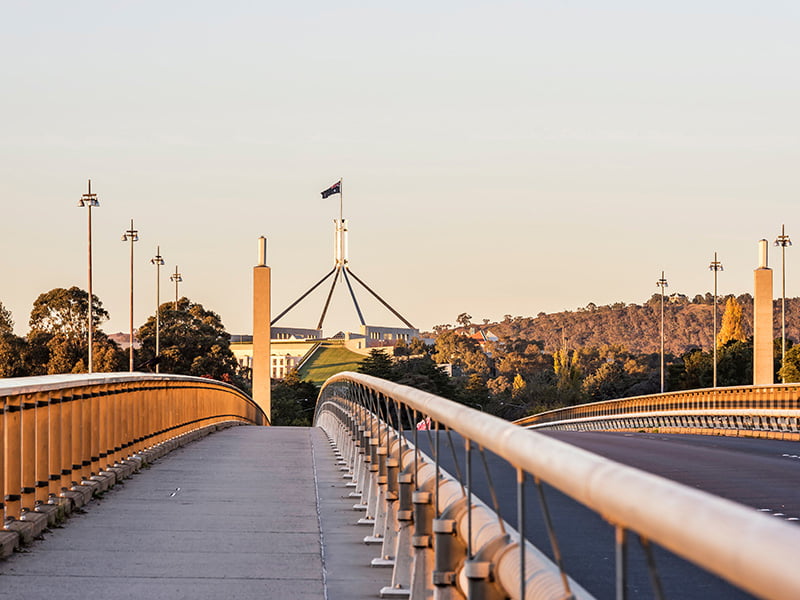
[321,181,341,199]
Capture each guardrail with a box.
[514,384,800,438]
[315,372,800,600]
[1,373,266,551]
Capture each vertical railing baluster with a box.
[466,437,472,558]
[616,525,627,600]
[517,468,526,600]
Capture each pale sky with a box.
[2,2,799,338]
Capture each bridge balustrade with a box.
[515,384,800,438]
[315,372,800,600]
[1,373,265,535]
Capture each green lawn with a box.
[297,343,365,386]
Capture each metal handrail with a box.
[515,384,800,431]
[316,372,800,600]
[1,373,267,525]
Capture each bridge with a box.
[1,373,799,599]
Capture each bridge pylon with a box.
[252,236,271,421]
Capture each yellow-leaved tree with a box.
[717,297,747,348]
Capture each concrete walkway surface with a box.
[0,425,384,600]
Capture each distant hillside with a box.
[490,295,800,355]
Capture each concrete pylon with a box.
[252,236,271,421]
[753,239,774,385]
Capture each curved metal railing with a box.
[315,372,800,600]
[514,384,800,437]
[1,373,266,530]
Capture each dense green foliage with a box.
[270,370,319,426]
[0,291,246,391]
[136,297,248,391]
[26,287,124,374]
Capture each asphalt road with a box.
[543,431,800,522]
[410,430,793,600]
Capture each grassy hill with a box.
[296,342,365,386]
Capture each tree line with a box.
[0,287,248,391]
[357,299,800,422]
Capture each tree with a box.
[553,348,583,404]
[456,313,472,329]
[717,297,747,348]
[780,345,800,382]
[26,287,123,374]
[432,330,490,377]
[717,339,753,386]
[29,286,109,338]
[511,373,527,399]
[0,332,28,377]
[409,337,427,355]
[270,370,319,426]
[357,349,396,381]
[0,300,13,334]
[394,355,455,398]
[672,348,712,390]
[136,297,245,389]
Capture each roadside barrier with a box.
[515,384,800,439]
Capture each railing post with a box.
[411,488,435,599]
[0,399,5,522]
[48,395,62,501]
[4,395,21,521]
[90,388,100,478]
[61,394,74,496]
[21,395,37,513]
[34,393,50,506]
[433,498,468,595]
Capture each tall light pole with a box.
[121,219,139,372]
[656,271,668,393]
[709,252,724,388]
[170,266,182,310]
[78,180,99,373]
[775,225,792,383]
[151,246,164,373]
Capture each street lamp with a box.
[77,180,100,374]
[656,271,668,393]
[709,252,724,388]
[170,266,183,310]
[775,225,792,383]
[151,246,165,373]
[121,219,139,372]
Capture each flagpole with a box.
[339,177,343,223]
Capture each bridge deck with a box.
[0,426,382,599]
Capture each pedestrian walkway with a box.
[0,426,384,599]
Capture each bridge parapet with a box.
[515,384,800,438]
[1,373,265,554]
[316,372,800,600]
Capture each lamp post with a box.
[775,225,792,383]
[151,246,165,373]
[709,252,724,388]
[77,180,100,373]
[121,219,139,372]
[656,271,668,393]
[170,266,183,310]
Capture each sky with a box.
[1,1,799,338]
